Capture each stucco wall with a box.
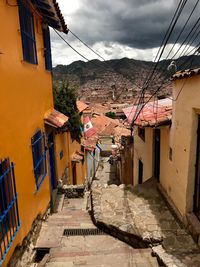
[134,127,153,185]
[160,76,200,216]
[68,139,85,185]
[55,132,69,181]
[0,3,53,266]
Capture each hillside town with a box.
[1,0,200,267]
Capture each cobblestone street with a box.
[92,157,200,267]
[34,197,159,267]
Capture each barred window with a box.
[0,158,20,265]
[31,130,47,191]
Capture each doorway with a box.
[72,162,77,185]
[154,129,160,181]
[194,116,200,219]
[48,132,57,190]
[138,160,143,184]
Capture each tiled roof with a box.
[114,126,131,137]
[44,109,68,128]
[31,0,68,33]
[99,122,116,136]
[172,68,200,81]
[82,136,98,151]
[122,98,172,127]
[71,151,83,162]
[76,101,89,113]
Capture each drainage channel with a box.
[34,248,50,263]
[63,228,106,236]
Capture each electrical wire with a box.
[69,29,106,62]
[53,29,141,102]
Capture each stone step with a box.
[45,252,159,267]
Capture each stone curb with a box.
[90,190,154,249]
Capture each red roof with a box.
[44,109,68,128]
[122,98,172,127]
[82,136,98,151]
[76,101,89,113]
[71,151,83,162]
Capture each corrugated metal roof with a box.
[44,109,68,128]
[172,68,200,80]
[122,98,172,127]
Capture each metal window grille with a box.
[31,130,47,191]
[18,0,38,64]
[0,159,20,266]
[43,26,52,71]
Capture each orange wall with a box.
[55,132,69,181]
[68,136,85,185]
[0,2,53,265]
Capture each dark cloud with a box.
[65,0,200,49]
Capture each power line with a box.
[69,29,106,62]
[53,29,141,102]
[53,28,90,62]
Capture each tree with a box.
[54,81,82,143]
[105,111,116,119]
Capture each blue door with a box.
[48,133,57,190]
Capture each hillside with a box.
[53,55,200,103]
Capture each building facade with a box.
[0,0,68,265]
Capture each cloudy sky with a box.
[51,0,200,66]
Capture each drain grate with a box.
[63,228,105,236]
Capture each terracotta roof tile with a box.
[172,68,200,81]
[71,151,83,162]
[76,101,89,113]
[123,98,172,127]
[44,109,68,128]
[32,0,68,33]
[82,136,98,151]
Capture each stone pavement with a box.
[91,158,200,267]
[35,196,159,267]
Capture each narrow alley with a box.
[34,197,158,267]
[32,151,160,267]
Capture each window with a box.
[43,25,52,71]
[0,158,20,265]
[18,0,38,64]
[31,130,47,191]
[169,147,173,161]
[138,127,145,141]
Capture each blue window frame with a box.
[43,25,52,71]
[18,0,38,64]
[0,158,20,265]
[31,130,47,191]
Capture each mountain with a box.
[53,55,200,103]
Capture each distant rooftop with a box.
[123,98,172,127]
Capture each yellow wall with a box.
[68,137,85,185]
[55,132,69,181]
[133,127,154,185]
[160,76,200,217]
[0,2,53,265]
